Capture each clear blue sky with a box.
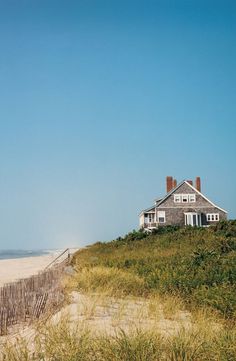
[0,0,235,249]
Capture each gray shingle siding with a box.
[141,181,227,228]
[157,207,226,227]
[157,183,226,226]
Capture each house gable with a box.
[156,181,227,213]
[139,176,227,229]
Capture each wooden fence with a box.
[0,259,67,335]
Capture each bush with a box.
[72,221,236,318]
[193,285,236,318]
[213,220,236,238]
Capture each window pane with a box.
[174,195,181,202]
[157,211,165,223]
[198,214,201,226]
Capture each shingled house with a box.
[139,176,227,230]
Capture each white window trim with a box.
[206,213,219,222]
[154,180,227,214]
[174,194,196,203]
[189,194,196,203]
[157,211,166,223]
[184,212,201,227]
[174,195,181,203]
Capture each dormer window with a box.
[189,194,196,203]
[174,194,196,203]
[174,195,181,203]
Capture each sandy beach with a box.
[0,253,60,287]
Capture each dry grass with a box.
[1,313,236,361]
[72,223,236,319]
[2,222,236,359]
[70,266,146,297]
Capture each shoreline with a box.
[0,253,60,287]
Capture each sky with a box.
[0,0,235,249]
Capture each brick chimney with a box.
[166,176,173,193]
[195,177,201,192]
[173,179,177,188]
[187,180,193,186]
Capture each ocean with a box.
[0,249,56,260]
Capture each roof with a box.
[155,198,163,204]
[139,205,155,216]
[155,180,227,213]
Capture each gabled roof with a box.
[139,205,155,216]
[155,180,227,213]
[154,180,186,203]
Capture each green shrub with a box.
[193,285,236,318]
[72,221,236,318]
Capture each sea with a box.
[0,249,58,260]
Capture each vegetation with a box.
[1,316,236,361]
[1,220,236,360]
[72,220,236,319]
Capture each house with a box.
[139,176,227,230]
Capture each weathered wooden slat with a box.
[0,262,66,335]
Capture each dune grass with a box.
[72,220,236,319]
[1,316,236,361]
[1,221,236,360]
[68,266,146,297]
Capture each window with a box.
[174,194,196,203]
[149,214,154,223]
[157,211,165,223]
[174,195,181,203]
[207,213,219,222]
[184,212,202,226]
[189,194,196,203]
[145,213,155,223]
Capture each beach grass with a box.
[71,220,236,319]
[1,220,236,360]
[1,315,236,361]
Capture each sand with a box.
[50,291,192,337]
[0,253,60,287]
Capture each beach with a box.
[0,253,59,287]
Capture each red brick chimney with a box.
[195,177,201,192]
[187,180,193,186]
[173,179,177,188]
[166,176,173,193]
